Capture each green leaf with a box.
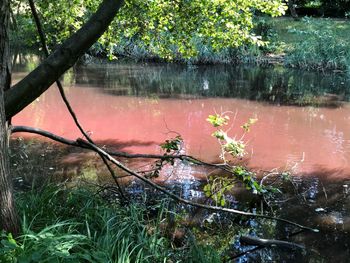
[212,130,225,140]
[241,118,258,132]
[220,198,226,207]
[206,114,229,127]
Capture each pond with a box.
[10,54,350,262]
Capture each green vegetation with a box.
[270,17,350,70]
[3,0,350,261]
[1,185,165,262]
[0,184,225,262]
[203,114,264,207]
[11,0,286,61]
[10,1,350,70]
[225,16,349,71]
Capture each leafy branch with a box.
[204,113,262,206]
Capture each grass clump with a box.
[285,18,350,70]
[268,17,350,71]
[0,185,168,262]
[1,184,225,262]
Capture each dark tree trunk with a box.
[0,0,19,235]
[1,0,124,235]
[288,0,299,19]
[5,0,124,119]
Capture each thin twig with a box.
[227,245,264,261]
[11,126,231,170]
[10,125,319,232]
[77,139,319,232]
[28,0,126,200]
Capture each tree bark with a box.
[288,0,299,19]
[5,0,124,120]
[0,0,19,235]
[1,0,124,234]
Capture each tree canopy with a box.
[13,0,287,59]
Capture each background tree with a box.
[287,0,299,18]
[0,0,124,234]
[12,0,287,60]
[0,0,19,235]
[286,0,350,17]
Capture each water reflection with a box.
[10,55,350,262]
[72,60,350,107]
[11,57,350,179]
[10,138,350,262]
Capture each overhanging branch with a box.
[10,125,319,233]
[27,0,127,200]
[10,125,234,171]
[5,0,124,119]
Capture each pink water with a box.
[11,59,350,262]
[12,82,350,179]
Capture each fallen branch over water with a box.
[11,126,230,169]
[229,234,305,261]
[79,139,319,232]
[11,125,319,232]
[240,235,305,250]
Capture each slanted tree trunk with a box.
[0,0,19,235]
[1,0,124,234]
[5,0,124,119]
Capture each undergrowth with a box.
[87,16,350,71]
[284,17,350,71]
[0,184,222,263]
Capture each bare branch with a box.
[11,126,79,145]
[5,0,124,119]
[10,126,234,171]
[27,0,127,200]
[77,139,319,232]
[240,235,305,250]
[10,125,319,232]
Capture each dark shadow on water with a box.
[94,139,157,150]
[72,61,350,108]
[9,137,157,188]
[9,137,350,262]
[12,54,350,108]
[258,168,350,263]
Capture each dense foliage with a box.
[0,185,223,262]
[11,0,287,60]
[285,18,350,70]
[290,0,350,16]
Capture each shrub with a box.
[285,18,350,71]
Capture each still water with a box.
[11,55,350,262]
[13,57,350,178]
